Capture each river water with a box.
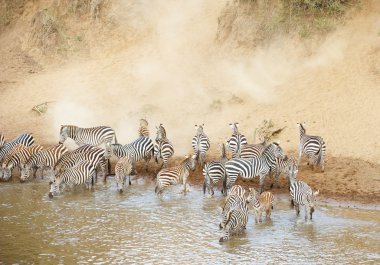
[0,178,379,264]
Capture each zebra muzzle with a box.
[48,192,54,198]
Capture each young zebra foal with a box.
[155,155,196,196]
[115,155,133,193]
[246,188,274,223]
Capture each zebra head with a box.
[185,154,196,171]
[194,124,205,135]
[246,187,259,204]
[2,165,12,181]
[272,142,285,159]
[297,122,306,136]
[229,122,239,134]
[155,124,167,141]
[20,165,30,182]
[59,125,69,144]
[49,178,62,198]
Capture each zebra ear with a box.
[314,189,319,196]
[235,122,239,127]
[195,125,198,128]
[229,123,233,128]
[202,123,204,127]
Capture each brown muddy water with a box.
[0,178,379,264]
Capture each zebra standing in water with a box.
[246,188,274,223]
[154,124,174,174]
[219,194,249,242]
[290,179,319,221]
[0,133,34,179]
[2,144,44,181]
[273,155,298,189]
[59,125,117,173]
[20,144,68,182]
[49,148,105,197]
[155,155,196,196]
[225,143,285,193]
[191,124,210,167]
[226,123,247,158]
[203,143,228,196]
[297,123,326,172]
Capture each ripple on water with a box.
[0,181,379,264]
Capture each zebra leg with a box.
[154,156,158,174]
[131,161,137,175]
[259,208,263,223]
[259,175,265,194]
[128,174,131,185]
[295,203,300,216]
[254,209,259,224]
[144,155,151,173]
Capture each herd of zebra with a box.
[0,119,326,242]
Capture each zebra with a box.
[191,124,210,167]
[114,155,133,193]
[225,142,285,193]
[219,194,249,242]
[0,134,34,179]
[59,125,117,173]
[226,122,248,158]
[49,160,97,198]
[54,145,96,173]
[203,143,228,196]
[20,144,68,182]
[138,119,150,138]
[2,144,44,181]
[239,141,267,159]
[111,136,154,174]
[246,188,274,223]
[272,155,298,189]
[0,133,34,162]
[155,154,196,196]
[53,147,105,180]
[297,123,326,172]
[290,180,319,221]
[220,185,247,229]
[154,124,174,174]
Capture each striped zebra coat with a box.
[20,144,68,182]
[191,124,210,167]
[49,160,97,197]
[155,155,196,196]
[154,124,174,174]
[111,136,154,174]
[219,194,249,242]
[203,143,227,196]
[297,123,326,172]
[226,123,247,158]
[2,144,44,181]
[225,143,285,193]
[290,180,319,221]
[246,188,274,223]
[239,141,267,159]
[59,125,117,159]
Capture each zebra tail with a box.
[317,140,324,166]
[222,173,227,196]
[290,199,294,207]
[203,180,206,195]
[114,133,118,144]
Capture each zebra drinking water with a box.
[225,143,285,193]
[114,155,133,193]
[203,143,228,196]
[191,124,210,167]
[297,123,326,172]
[154,124,174,174]
[219,194,249,242]
[20,144,68,182]
[155,155,196,196]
